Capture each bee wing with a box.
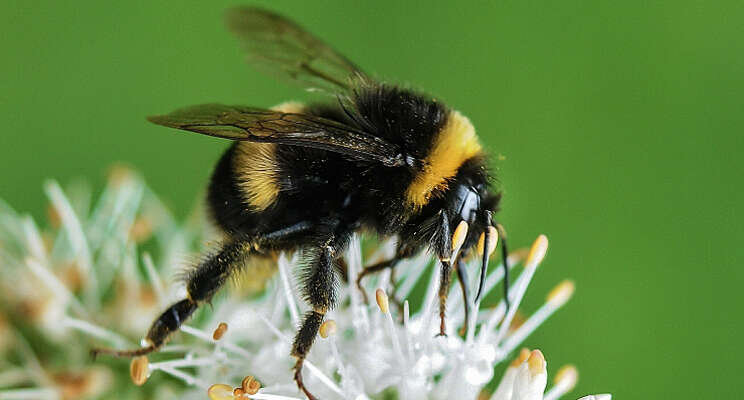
[225,7,369,94]
[148,104,405,167]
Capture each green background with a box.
[2,1,742,398]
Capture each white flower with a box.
[0,171,611,400]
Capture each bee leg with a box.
[355,245,415,305]
[292,311,324,400]
[429,210,454,338]
[387,267,405,317]
[455,255,471,337]
[91,240,251,359]
[356,260,405,317]
[355,257,397,304]
[292,235,345,400]
[436,257,453,337]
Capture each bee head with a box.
[433,166,504,303]
[441,154,501,242]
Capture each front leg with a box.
[436,216,469,337]
[437,257,453,337]
[292,234,346,400]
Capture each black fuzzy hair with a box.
[351,84,449,160]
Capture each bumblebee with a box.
[93,7,511,399]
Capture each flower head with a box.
[0,171,610,399]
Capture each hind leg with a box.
[291,228,351,400]
[91,240,253,358]
[92,220,315,358]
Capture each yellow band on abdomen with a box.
[233,102,305,211]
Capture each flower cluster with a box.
[0,170,610,400]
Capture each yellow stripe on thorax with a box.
[405,110,482,209]
[233,101,304,211]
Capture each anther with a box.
[212,322,228,341]
[376,288,389,314]
[129,217,153,243]
[241,375,261,395]
[510,347,531,367]
[129,356,149,386]
[547,280,575,307]
[106,163,136,187]
[319,320,337,338]
[526,235,549,266]
[207,383,233,400]
[554,364,579,391]
[527,349,546,377]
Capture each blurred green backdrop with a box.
[2,1,742,398]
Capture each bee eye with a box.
[452,184,481,223]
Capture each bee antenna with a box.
[474,211,493,302]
